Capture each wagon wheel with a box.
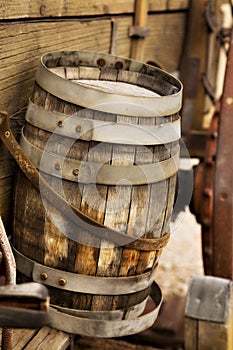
[192,27,233,279]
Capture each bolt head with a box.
[57,120,64,128]
[73,168,79,176]
[76,125,82,133]
[59,278,67,286]
[41,272,48,281]
[55,163,61,171]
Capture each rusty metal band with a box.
[127,232,170,251]
[36,51,182,117]
[51,297,148,321]
[13,246,156,295]
[20,130,180,185]
[48,281,162,337]
[26,100,181,145]
[0,111,170,247]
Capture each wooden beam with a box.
[0,1,189,20]
[180,0,209,134]
[145,12,186,71]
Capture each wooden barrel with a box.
[12,51,182,337]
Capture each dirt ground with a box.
[155,207,204,299]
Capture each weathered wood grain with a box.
[0,19,111,116]
[180,0,209,133]
[115,13,186,72]
[24,327,71,350]
[145,13,187,72]
[0,0,189,20]
[0,176,14,228]
[198,319,233,350]
[167,0,189,10]
[0,12,186,118]
[130,0,149,61]
[92,113,136,311]
[8,329,37,350]
[13,172,46,264]
[184,318,198,350]
[0,328,162,349]
[89,67,120,311]
[113,16,133,59]
[0,327,70,350]
[78,110,115,311]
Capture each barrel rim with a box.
[36,50,183,117]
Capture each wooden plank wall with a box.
[0,0,188,230]
[0,1,189,19]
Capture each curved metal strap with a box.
[48,281,162,337]
[20,130,180,185]
[50,297,148,321]
[26,100,181,145]
[0,111,170,248]
[36,51,182,117]
[13,246,156,295]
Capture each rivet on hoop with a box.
[4,131,10,138]
[73,168,79,176]
[59,278,67,286]
[97,58,106,67]
[55,162,61,171]
[57,120,64,128]
[76,125,82,133]
[41,272,48,281]
[115,61,124,69]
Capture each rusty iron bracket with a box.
[128,25,151,38]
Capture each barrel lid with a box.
[72,79,160,97]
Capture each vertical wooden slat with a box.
[184,318,198,350]
[180,0,209,134]
[83,111,116,311]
